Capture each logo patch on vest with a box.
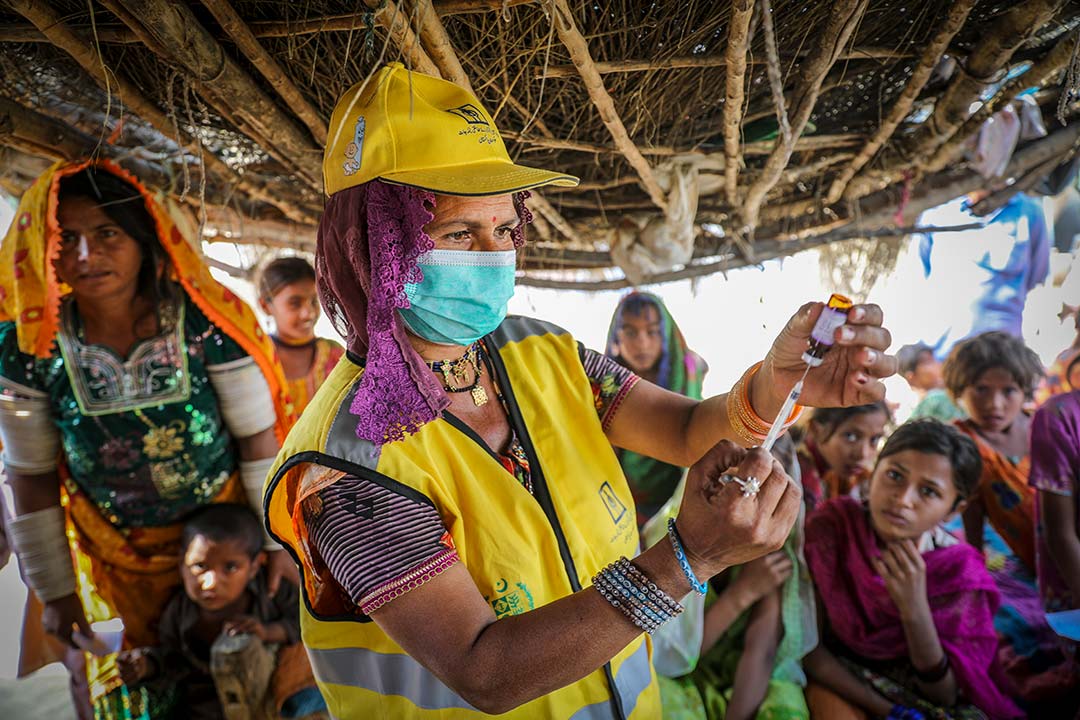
[485,578,534,618]
[599,481,628,525]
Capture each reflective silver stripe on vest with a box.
[308,646,477,711]
[569,641,653,720]
[307,639,651,717]
[324,384,382,471]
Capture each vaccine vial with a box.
[802,293,853,367]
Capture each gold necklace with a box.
[426,343,488,406]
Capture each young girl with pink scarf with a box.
[804,420,1021,719]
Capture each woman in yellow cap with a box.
[0,160,297,718]
[265,63,897,720]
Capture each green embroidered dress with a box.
[0,293,249,527]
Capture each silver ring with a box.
[720,474,761,498]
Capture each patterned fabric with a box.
[805,497,1022,718]
[0,298,249,528]
[305,344,632,614]
[276,336,345,416]
[604,293,705,527]
[954,420,1037,571]
[1034,346,1080,407]
[305,472,460,614]
[1028,390,1080,612]
[910,388,967,424]
[837,657,988,719]
[580,346,639,432]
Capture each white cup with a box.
[75,618,125,657]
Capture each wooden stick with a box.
[517,223,985,289]
[366,0,442,76]
[0,1,537,43]
[535,47,914,78]
[739,0,868,234]
[200,0,329,145]
[502,130,860,157]
[411,0,475,92]
[723,0,755,205]
[111,0,324,190]
[549,0,668,212]
[828,0,976,203]
[527,192,586,245]
[4,0,316,224]
[0,96,96,161]
[897,0,1060,165]
[923,28,1079,174]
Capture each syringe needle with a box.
[761,364,811,451]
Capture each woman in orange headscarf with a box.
[0,160,295,718]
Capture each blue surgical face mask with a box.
[399,249,517,346]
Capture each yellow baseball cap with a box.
[324,63,579,197]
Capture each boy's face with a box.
[180,534,262,612]
[867,449,963,543]
[958,367,1024,433]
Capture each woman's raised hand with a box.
[675,441,801,580]
[759,302,897,411]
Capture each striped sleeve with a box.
[579,347,640,431]
[305,473,458,615]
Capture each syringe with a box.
[760,365,810,451]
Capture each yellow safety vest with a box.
[265,316,660,719]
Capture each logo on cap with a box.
[343,116,366,177]
[446,104,489,126]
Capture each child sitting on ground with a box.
[796,403,890,512]
[117,504,325,719]
[804,419,1021,719]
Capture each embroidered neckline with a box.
[56,299,192,416]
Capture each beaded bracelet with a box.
[592,558,683,634]
[667,518,708,595]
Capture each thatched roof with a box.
[1,0,1079,289]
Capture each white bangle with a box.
[0,391,61,474]
[240,458,281,550]
[207,358,276,438]
[8,507,77,602]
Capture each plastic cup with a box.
[78,618,125,656]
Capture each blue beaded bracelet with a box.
[667,518,708,595]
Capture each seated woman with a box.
[605,292,708,528]
[643,435,815,720]
[256,256,344,415]
[804,419,1022,720]
[797,403,890,512]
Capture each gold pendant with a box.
[471,384,489,406]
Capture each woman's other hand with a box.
[676,442,802,580]
[758,302,897,415]
[116,648,152,685]
[732,551,793,606]
[42,593,90,648]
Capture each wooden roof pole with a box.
[200,0,329,145]
[722,0,754,205]
[109,0,324,190]
[739,0,867,233]
[548,0,668,213]
[411,0,474,93]
[923,27,1080,174]
[364,0,442,76]
[3,0,315,224]
[827,0,976,204]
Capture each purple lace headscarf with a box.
[316,179,532,444]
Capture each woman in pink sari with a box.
[804,420,1021,720]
